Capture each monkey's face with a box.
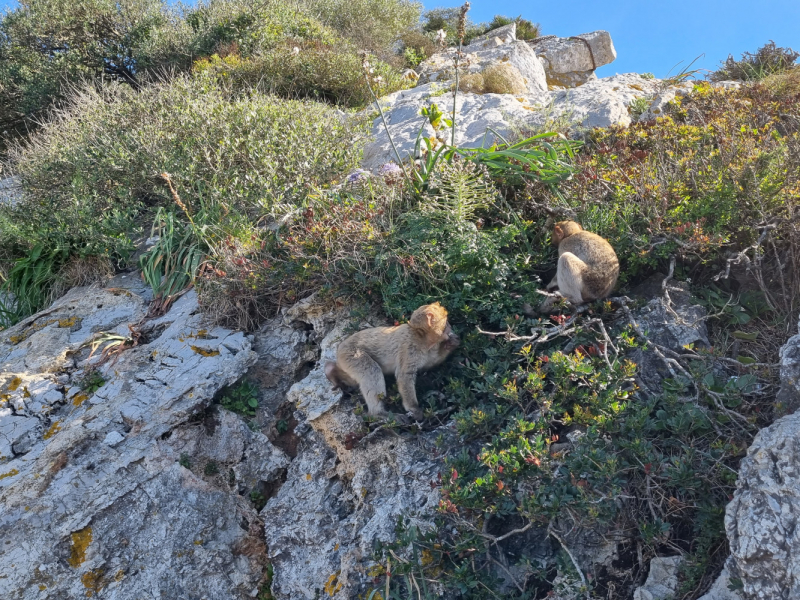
[441,322,460,350]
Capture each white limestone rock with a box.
[0,282,267,599]
[362,73,664,171]
[0,175,20,206]
[463,22,517,52]
[776,315,800,413]
[530,30,617,88]
[263,300,448,599]
[418,33,547,95]
[633,556,683,600]
[697,564,744,600]
[726,347,800,599]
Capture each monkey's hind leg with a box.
[556,252,587,305]
[340,351,388,417]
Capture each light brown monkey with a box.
[541,221,619,310]
[325,302,460,421]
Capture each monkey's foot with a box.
[539,294,567,313]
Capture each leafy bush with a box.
[0,75,365,324]
[710,40,799,82]
[421,10,540,46]
[482,15,541,41]
[531,81,800,312]
[398,29,438,68]
[300,0,422,54]
[0,0,190,147]
[0,0,411,151]
[193,48,406,107]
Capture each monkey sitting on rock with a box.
[325,302,460,421]
[540,221,619,312]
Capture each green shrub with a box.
[0,0,191,147]
[481,15,541,41]
[193,48,406,108]
[398,29,438,68]
[710,40,799,82]
[300,0,422,54]
[1,75,365,323]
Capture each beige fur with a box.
[543,221,619,308]
[325,303,460,421]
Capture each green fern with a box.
[425,158,497,222]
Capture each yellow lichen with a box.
[324,571,343,596]
[23,387,31,398]
[366,564,385,578]
[57,316,80,328]
[114,570,124,582]
[81,568,105,596]
[43,421,61,440]
[190,345,219,357]
[0,469,19,480]
[67,526,93,568]
[72,393,90,407]
[193,539,203,545]
[8,376,22,392]
[38,585,46,591]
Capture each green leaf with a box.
[733,331,759,341]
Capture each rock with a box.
[697,563,744,600]
[0,280,268,598]
[263,300,447,599]
[463,22,517,52]
[362,73,665,171]
[633,556,683,600]
[418,38,548,95]
[627,278,709,391]
[0,175,21,206]
[102,431,125,446]
[530,31,617,88]
[776,316,800,413]
[726,406,800,599]
[637,81,695,122]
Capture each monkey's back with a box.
[560,231,619,300]
[337,324,410,374]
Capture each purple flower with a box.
[379,163,402,176]
[345,169,370,185]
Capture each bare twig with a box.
[548,524,590,599]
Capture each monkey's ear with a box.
[409,308,430,331]
[553,225,563,237]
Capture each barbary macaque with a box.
[325,302,460,421]
[541,221,619,311]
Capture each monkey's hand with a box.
[443,332,460,350]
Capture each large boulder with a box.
[417,24,548,95]
[262,300,446,599]
[0,279,272,598]
[362,73,664,171]
[529,31,617,88]
[776,316,800,413]
[725,318,800,599]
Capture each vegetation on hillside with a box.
[1,0,799,592]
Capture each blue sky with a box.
[1,0,798,78]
